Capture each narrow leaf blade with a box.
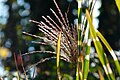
[56,31,62,80]
[98,69,105,80]
[115,0,120,12]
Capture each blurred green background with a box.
[0,0,120,79]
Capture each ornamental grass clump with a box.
[22,0,120,80]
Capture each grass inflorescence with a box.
[22,0,120,79]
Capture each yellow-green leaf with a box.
[115,0,120,12]
[86,10,115,80]
[56,31,62,67]
[56,31,62,80]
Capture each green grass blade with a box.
[86,10,115,80]
[115,0,120,12]
[78,0,82,54]
[82,2,93,79]
[76,1,82,80]
[56,31,62,80]
[83,32,91,80]
[96,30,120,75]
